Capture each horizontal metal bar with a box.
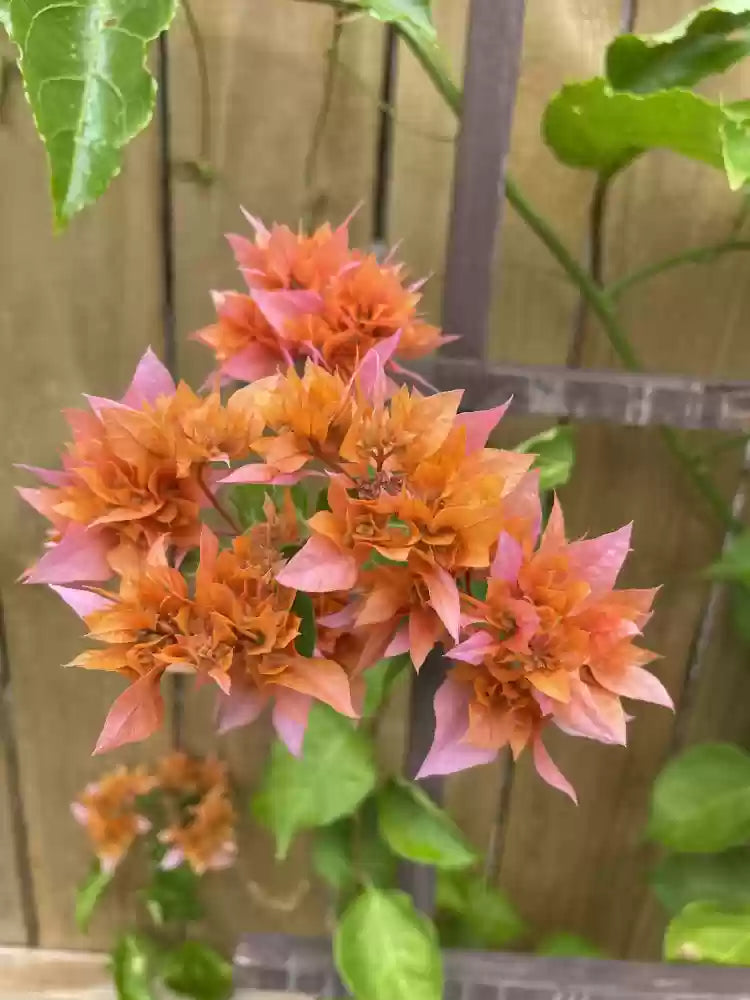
[234,933,750,996]
[421,357,750,431]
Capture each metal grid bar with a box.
[442,0,526,357]
[424,358,750,431]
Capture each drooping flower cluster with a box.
[195,212,450,384]
[72,754,236,874]
[20,214,671,801]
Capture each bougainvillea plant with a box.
[72,753,234,1000]
[19,217,669,999]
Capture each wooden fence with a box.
[2,0,750,965]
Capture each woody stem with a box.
[198,469,242,534]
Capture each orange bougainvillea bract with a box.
[20,212,671,801]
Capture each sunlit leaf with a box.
[515,426,575,491]
[648,743,750,852]
[0,2,9,32]
[335,888,443,1000]
[436,870,526,950]
[252,705,377,859]
[543,78,750,188]
[665,901,750,964]
[607,3,750,93]
[377,779,477,870]
[536,932,605,958]
[9,0,178,227]
[75,862,113,932]
[652,848,750,915]
[110,933,157,1000]
[161,941,232,1000]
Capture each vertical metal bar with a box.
[441,0,526,357]
[156,30,184,750]
[372,25,398,247]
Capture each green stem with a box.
[396,25,739,533]
[608,240,750,298]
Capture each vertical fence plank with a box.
[0,36,170,945]
[442,0,525,356]
[167,0,382,946]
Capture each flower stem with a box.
[198,470,242,535]
[607,240,750,298]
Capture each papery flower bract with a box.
[18,350,261,585]
[159,785,238,874]
[71,765,156,873]
[196,211,450,384]
[277,399,533,664]
[157,752,228,796]
[60,515,356,755]
[419,498,670,801]
[228,213,354,292]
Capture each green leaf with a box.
[75,863,113,932]
[515,426,576,491]
[142,865,204,926]
[9,0,178,227]
[729,583,750,644]
[0,2,9,32]
[228,483,268,528]
[543,78,750,188]
[110,933,157,1000]
[312,801,398,896]
[252,704,377,859]
[653,849,750,915]
[665,901,750,964]
[536,932,605,958]
[607,4,750,94]
[362,654,409,717]
[436,870,525,949]
[377,779,477,870]
[334,888,443,1000]
[709,529,750,584]
[649,743,750,852]
[292,592,316,657]
[161,941,232,1000]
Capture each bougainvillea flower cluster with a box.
[72,754,236,874]
[194,213,450,385]
[20,214,671,801]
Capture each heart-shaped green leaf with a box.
[8,0,177,226]
[312,799,397,896]
[377,778,477,870]
[543,78,750,189]
[335,888,443,1000]
[648,743,750,852]
[142,864,204,926]
[607,4,750,93]
[436,869,526,949]
[161,941,232,1000]
[652,848,750,915]
[252,704,377,859]
[665,901,750,964]
[515,426,576,491]
[110,933,157,1000]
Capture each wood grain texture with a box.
[498,0,750,961]
[0,32,171,948]
[166,0,382,943]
